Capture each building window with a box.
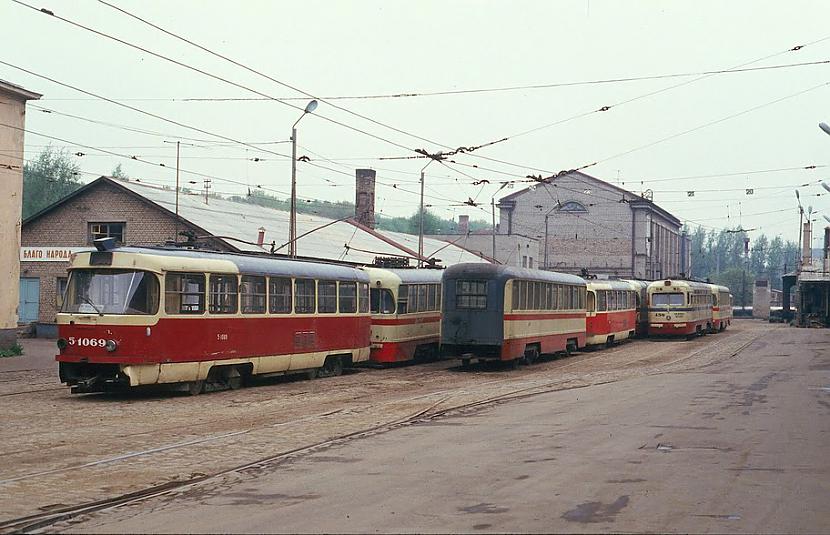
[56,277,68,308]
[558,201,588,213]
[89,222,125,244]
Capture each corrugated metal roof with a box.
[115,178,490,267]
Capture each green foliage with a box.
[690,226,799,292]
[0,343,23,358]
[22,147,83,219]
[713,268,754,307]
[110,163,129,179]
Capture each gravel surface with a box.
[0,321,765,524]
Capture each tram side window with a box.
[597,290,606,311]
[416,284,428,313]
[240,275,266,314]
[339,281,357,313]
[359,282,369,313]
[295,279,316,314]
[165,273,205,314]
[209,275,238,314]
[269,277,292,314]
[428,284,437,311]
[318,280,337,313]
[398,285,409,314]
[457,280,487,309]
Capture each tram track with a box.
[0,323,766,532]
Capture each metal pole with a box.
[544,214,550,269]
[491,197,496,262]
[418,168,425,267]
[290,126,298,258]
[175,141,180,244]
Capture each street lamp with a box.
[820,122,830,136]
[289,99,318,257]
[417,159,436,268]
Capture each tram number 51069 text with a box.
[216,333,229,341]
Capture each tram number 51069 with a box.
[67,337,107,347]
[216,333,229,341]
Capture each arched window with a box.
[558,201,588,213]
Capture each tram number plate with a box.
[294,331,317,350]
[67,337,107,347]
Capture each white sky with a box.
[3,0,830,244]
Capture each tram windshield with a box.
[370,288,395,314]
[62,269,160,315]
[651,292,685,306]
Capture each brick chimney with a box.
[355,169,376,229]
[458,214,469,234]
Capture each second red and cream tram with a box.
[585,280,637,347]
[362,267,443,364]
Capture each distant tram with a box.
[708,284,733,332]
[441,264,586,367]
[57,244,371,394]
[585,280,637,347]
[647,279,713,337]
[362,267,443,364]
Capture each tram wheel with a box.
[187,380,204,396]
[319,356,344,378]
[461,358,471,369]
[523,347,539,366]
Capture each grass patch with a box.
[0,343,24,358]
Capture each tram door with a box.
[18,278,40,323]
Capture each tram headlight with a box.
[56,338,68,350]
[105,339,118,352]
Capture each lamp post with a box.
[289,99,318,258]
[417,159,436,268]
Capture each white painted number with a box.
[216,333,229,341]
[67,337,107,347]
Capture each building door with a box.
[18,278,40,323]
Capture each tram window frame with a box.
[370,287,395,314]
[318,280,337,313]
[294,279,316,314]
[358,282,369,313]
[456,280,488,310]
[397,284,409,314]
[339,281,357,313]
[208,274,238,314]
[512,282,519,311]
[597,290,607,311]
[269,277,292,314]
[240,275,266,314]
[417,284,428,313]
[427,284,437,311]
[165,272,206,315]
[519,281,529,310]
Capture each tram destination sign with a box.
[20,247,86,262]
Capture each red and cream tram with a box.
[585,280,637,347]
[708,284,733,332]
[362,267,443,364]
[647,279,713,338]
[56,243,371,394]
[441,264,586,368]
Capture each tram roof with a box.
[76,246,370,281]
[442,263,586,286]
[647,279,712,291]
[361,267,444,286]
[587,280,637,291]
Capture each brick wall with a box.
[21,179,232,324]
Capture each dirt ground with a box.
[0,321,765,525]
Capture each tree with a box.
[22,147,82,219]
[110,163,129,180]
